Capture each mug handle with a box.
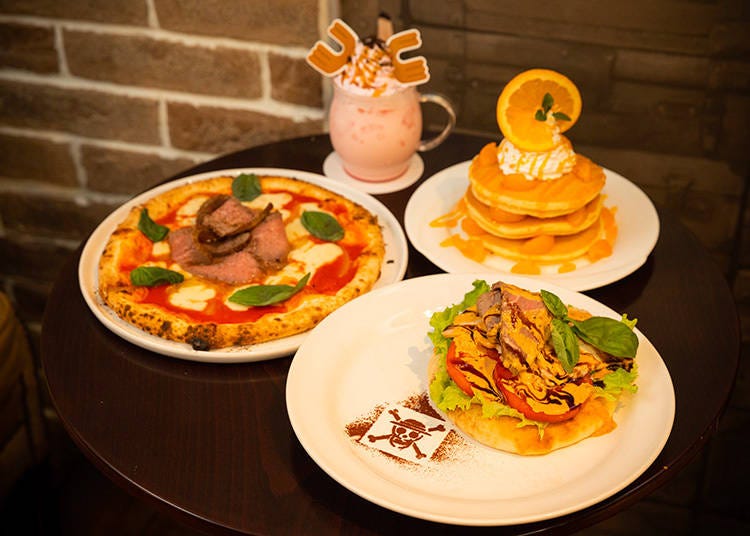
[418,93,456,152]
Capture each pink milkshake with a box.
[307,18,454,183]
[329,82,422,181]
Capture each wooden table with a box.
[42,133,740,535]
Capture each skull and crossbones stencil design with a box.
[361,404,448,464]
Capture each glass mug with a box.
[328,82,456,182]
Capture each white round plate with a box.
[323,151,424,194]
[78,167,408,363]
[286,273,675,526]
[404,161,660,291]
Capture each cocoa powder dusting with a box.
[345,403,386,440]
[344,392,469,464]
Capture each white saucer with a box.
[323,152,424,194]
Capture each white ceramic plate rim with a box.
[404,161,660,291]
[286,272,675,526]
[78,167,408,363]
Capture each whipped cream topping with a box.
[336,41,405,96]
[497,137,576,181]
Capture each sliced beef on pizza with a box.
[169,195,290,285]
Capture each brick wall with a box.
[0,0,329,358]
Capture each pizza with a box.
[97,173,385,350]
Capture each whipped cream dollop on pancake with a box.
[497,137,576,181]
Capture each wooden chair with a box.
[0,292,46,499]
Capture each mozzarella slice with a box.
[285,218,309,244]
[244,193,292,220]
[169,283,215,311]
[176,195,210,226]
[225,298,249,312]
[291,242,343,273]
[152,241,171,257]
[263,242,344,286]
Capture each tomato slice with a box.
[445,341,474,396]
[497,382,581,423]
[493,359,515,383]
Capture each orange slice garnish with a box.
[496,69,582,152]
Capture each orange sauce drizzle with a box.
[586,206,618,263]
[460,216,489,237]
[430,198,466,227]
[440,235,487,263]
[511,260,541,275]
[558,262,577,273]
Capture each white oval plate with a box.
[78,168,408,363]
[404,161,660,291]
[287,273,675,526]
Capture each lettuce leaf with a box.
[428,280,488,413]
[428,279,489,360]
[597,364,639,400]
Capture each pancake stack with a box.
[453,69,614,272]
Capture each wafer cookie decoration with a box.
[306,17,430,89]
[387,29,430,86]
[306,19,358,77]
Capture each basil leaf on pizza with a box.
[232,173,262,201]
[137,208,169,242]
[301,211,344,241]
[229,273,310,307]
[130,266,184,287]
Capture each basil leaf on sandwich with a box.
[571,317,639,358]
[550,317,579,374]
[541,289,639,362]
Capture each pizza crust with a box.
[428,352,618,455]
[97,175,385,350]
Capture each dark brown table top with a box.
[42,133,740,535]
